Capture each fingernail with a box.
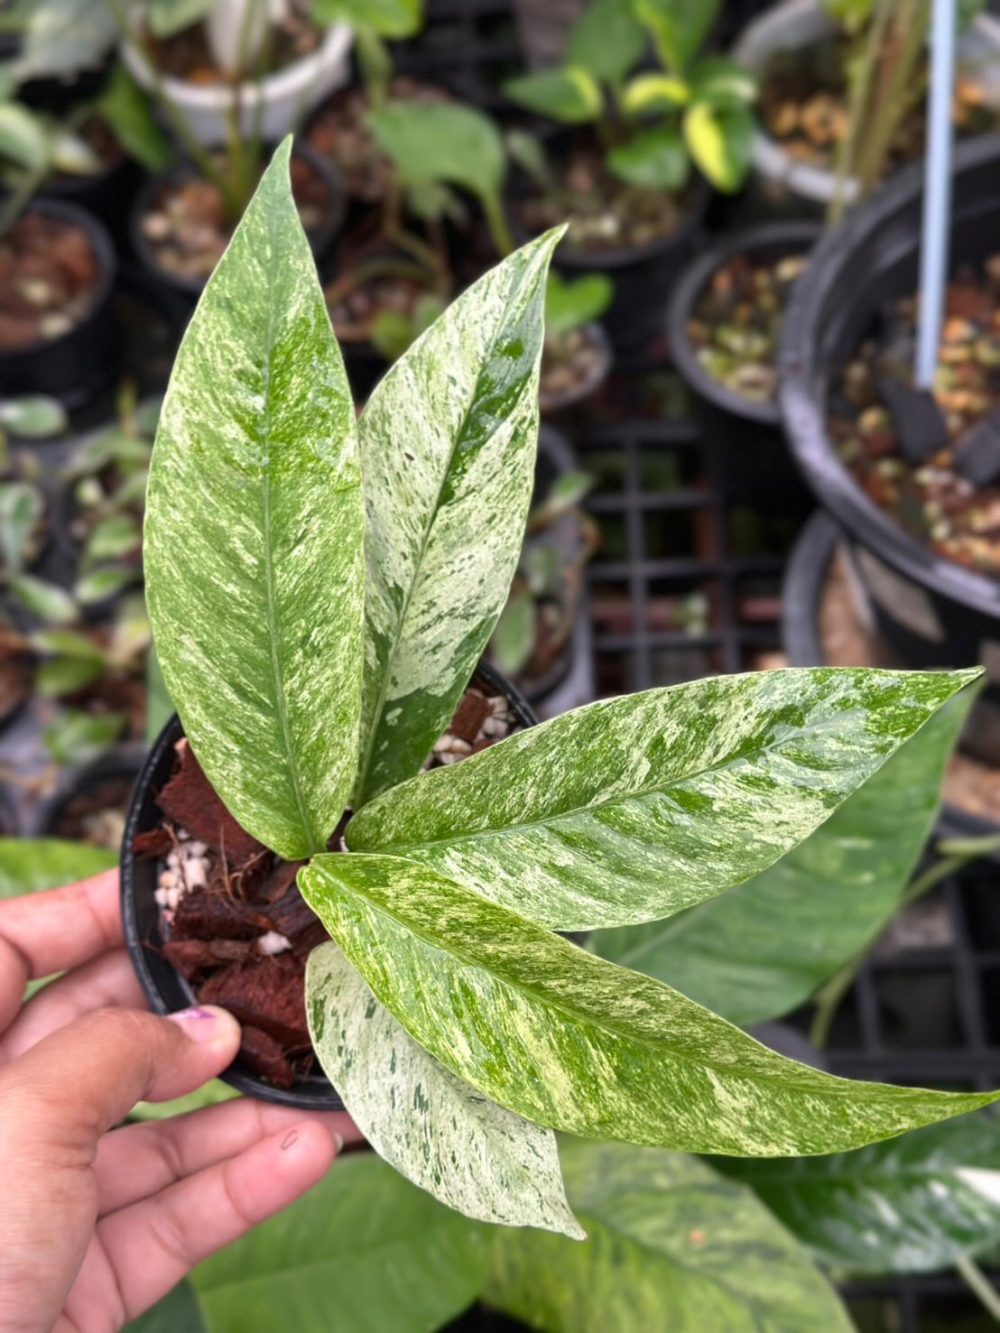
[332,1131,344,1154]
[168,1004,239,1044]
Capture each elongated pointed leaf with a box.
[717,1117,1000,1275]
[299,853,999,1157]
[306,942,583,1236]
[192,1152,487,1332]
[486,1142,851,1331]
[144,139,363,860]
[348,668,980,931]
[593,687,975,1025]
[354,232,561,803]
[566,0,647,84]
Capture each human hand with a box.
[0,867,361,1333]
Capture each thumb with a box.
[0,1005,242,1146]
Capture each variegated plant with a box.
[144,139,996,1240]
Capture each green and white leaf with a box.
[192,1151,488,1332]
[306,942,584,1237]
[43,710,124,767]
[486,1142,851,1331]
[717,1115,1000,1275]
[684,100,754,193]
[17,0,116,79]
[0,481,43,573]
[622,72,691,115]
[299,852,999,1156]
[75,564,140,605]
[0,395,67,439]
[144,139,363,860]
[592,687,974,1026]
[354,231,561,803]
[348,668,980,931]
[503,67,602,124]
[9,573,77,624]
[0,103,50,171]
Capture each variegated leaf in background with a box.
[348,668,980,930]
[299,852,999,1156]
[593,686,976,1024]
[353,229,563,805]
[306,942,584,1237]
[716,1116,1000,1275]
[144,139,363,860]
[484,1141,852,1331]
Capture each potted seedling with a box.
[504,0,757,354]
[489,437,599,704]
[0,102,117,403]
[118,141,1000,1239]
[120,0,353,146]
[667,220,818,513]
[539,269,613,416]
[734,0,1000,217]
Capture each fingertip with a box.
[166,1004,241,1052]
[272,1118,339,1182]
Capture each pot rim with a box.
[778,131,1000,614]
[666,220,822,426]
[0,197,117,361]
[539,320,613,415]
[120,661,538,1109]
[128,141,346,297]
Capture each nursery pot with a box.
[0,198,117,408]
[121,662,538,1110]
[34,744,144,844]
[128,145,346,323]
[509,127,712,360]
[121,23,353,148]
[733,0,1000,218]
[783,510,1000,846]
[667,221,819,515]
[780,134,1000,766]
[539,320,612,421]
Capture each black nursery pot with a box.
[539,320,613,421]
[783,510,1000,846]
[667,221,820,516]
[780,135,1000,766]
[34,745,144,842]
[129,145,346,329]
[509,127,711,361]
[0,199,117,408]
[41,153,141,245]
[120,662,538,1110]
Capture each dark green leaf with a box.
[567,0,647,84]
[717,1116,1000,1275]
[689,55,758,107]
[634,0,721,73]
[503,67,603,124]
[608,126,689,191]
[98,65,172,173]
[146,647,173,745]
[144,139,364,860]
[35,654,105,697]
[192,1151,488,1331]
[367,101,506,205]
[125,1281,206,1333]
[544,271,613,338]
[348,669,980,931]
[592,687,975,1026]
[43,709,125,766]
[486,1141,851,1330]
[354,231,561,803]
[312,0,422,37]
[300,851,1000,1156]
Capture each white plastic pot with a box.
[733,0,1000,212]
[122,19,353,148]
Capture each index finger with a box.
[0,869,122,1030]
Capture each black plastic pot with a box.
[41,153,141,245]
[539,320,612,421]
[0,198,117,408]
[121,661,537,1110]
[509,127,711,360]
[34,744,144,842]
[783,510,1000,847]
[129,145,346,329]
[780,135,1000,766]
[667,221,820,515]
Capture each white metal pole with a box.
[915,0,958,389]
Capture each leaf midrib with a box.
[355,253,539,800]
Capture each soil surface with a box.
[324,266,436,349]
[53,773,135,847]
[140,155,332,283]
[760,39,993,176]
[540,326,607,409]
[137,680,521,1090]
[830,260,1000,578]
[142,3,320,85]
[517,143,686,253]
[686,249,807,403]
[0,212,100,349]
[819,546,1000,824]
[307,78,451,203]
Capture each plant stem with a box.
[482,189,515,257]
[356,25,391,108]
[956,1255,1000,1323]
[810,832,1000,1048]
